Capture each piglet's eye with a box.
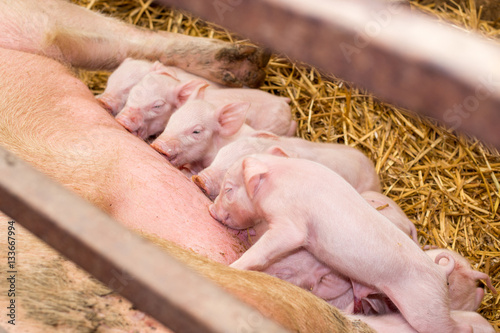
[192,127,203,135]
[224,186,234,201]
[153,101,165,109]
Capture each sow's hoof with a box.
[215,44,271,88]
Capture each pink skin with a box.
[115,62,223,139]
[96,58,155,116]
[209,154,471,333]
[361,191,418,243]
[150,99,257,173]
[193,131,380,200]
[349,311,495,333]
[425,248,498,311]
[0,1,269,87]
[118,76,295,140]
[0,3,391,331]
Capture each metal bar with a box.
[0,145,290,333]
[157,0,500,149]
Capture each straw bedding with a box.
[74,0,500,330]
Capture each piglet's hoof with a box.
[215,44,271,88]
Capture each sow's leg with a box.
[0,47,245,264]
[0,0,269,87]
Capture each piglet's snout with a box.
[192,174,209,196]
[115,108,144,134]
[193,172,220,201]
[96,94,118,115]
[208,204,221,222]
[151,138,179,161]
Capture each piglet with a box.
[192,132,381,200]
[262,248,355,308]
[115,63,222,138]
[262,243,391,315]
[255,200,398,315]
[209,154,471,333]
[116,66,295,139]
[425,248,497,311]
[96,58,154,115]
[150,100,256,173]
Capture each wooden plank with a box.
[156,0,500,149]
[0,145,290,333]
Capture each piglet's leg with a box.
[0,0,270,87]
[230,221,305,270]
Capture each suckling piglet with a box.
[150,100,256,173]
[192,132,381,200]
[209,154,472,333]
[115,63,222,139]
[116,68,295,139]
[97,59,223,119]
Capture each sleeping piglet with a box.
[209,154,472,333]
[261,248,356,310]
[192,132,381,200]
[115,64,295,139]
[260,240,392,315]
[114,63,222,139]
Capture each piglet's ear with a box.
[152,61,178,80]
[216,102,250,137]
[267,145,295,158]
[251,131,279,140]
[176,79,209,106]
[155,67,179,81]
[151,61,164,71]
[242,157,268,199]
